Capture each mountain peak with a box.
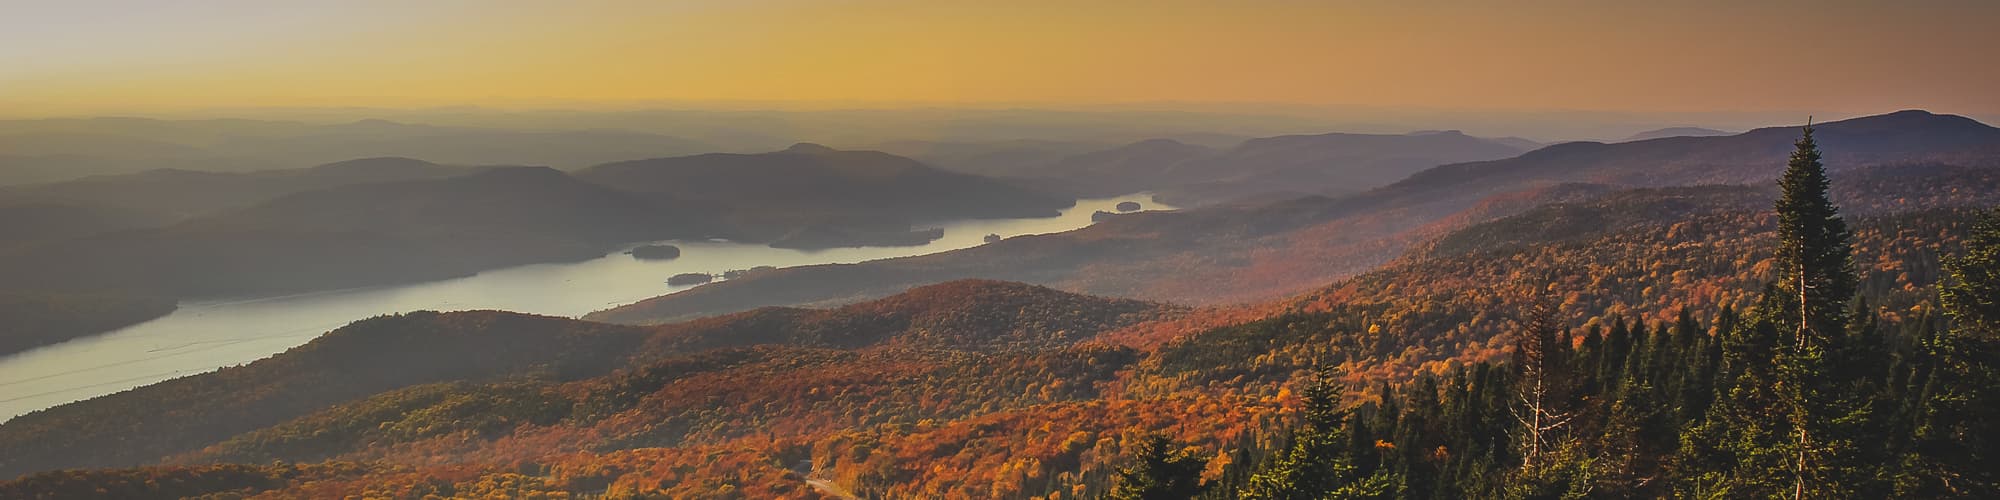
[1822,109,1985,127]
[1787,109,1998,137]
[782,142,838,154]
[1407,129,1468,136]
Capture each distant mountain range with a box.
[0,157,477,218]
[0,118,719,186]
[1618,126,1733,142]
[588,110,2000,324]
[965,130,1533,206]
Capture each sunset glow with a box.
[6,0,1997,116]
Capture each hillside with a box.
[576,144,1073,240]
[0,167,714,297]
[0,280,1176,479]
[0,291,177,357]
[0,310,653,478]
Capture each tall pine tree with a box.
[1774,121,1859,352]
[1771,121,1865,498]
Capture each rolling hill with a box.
[0,280,1176,479]
[575,144,1075,243]
[578,144,1072,217]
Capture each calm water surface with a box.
[0,194,1170,421]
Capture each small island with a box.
[626,244,682,260]
[984,233,1002,244]
[666,272,713,286]
[722,266,778,280]
[1115,201,1142,212]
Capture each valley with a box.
[2,107,1997,498]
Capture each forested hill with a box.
[0,166,717,297]
[573,143,1075,236]
[0,280,1179,480]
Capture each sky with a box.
[3,0,1997,117]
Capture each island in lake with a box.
[627,244,682,260]
[666,273,713,286]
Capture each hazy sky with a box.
[4,0,1997,116]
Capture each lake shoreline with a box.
[0,194,1169,421]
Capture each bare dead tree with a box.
[1511,290,1576,468]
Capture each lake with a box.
[0,194,1170,421]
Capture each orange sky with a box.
[4,0,1997,116]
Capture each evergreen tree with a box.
[1774,121,1859,340]
[1771,122,1866,498]
[1901,207,2000,497]
[1239,367,1396,500]
[1110,434,1210,500]
[1680,286,1793,497]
